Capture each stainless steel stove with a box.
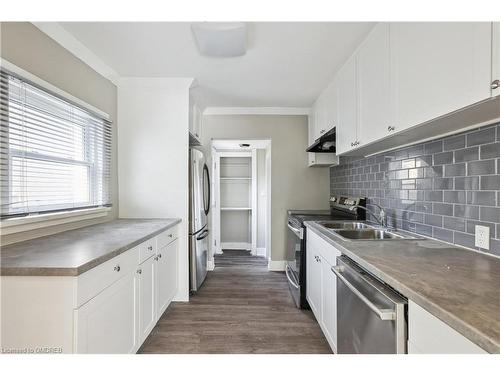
[285,196,366,309]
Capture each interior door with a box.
[390,22,492,131]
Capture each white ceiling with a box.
[59,22,375,107]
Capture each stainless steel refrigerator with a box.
[189,148,210,292]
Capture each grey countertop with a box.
[1,218,181,277]
[305,221,500,354]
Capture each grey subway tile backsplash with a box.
[330,122,500,256]
[480,143,500,159]
[467,160,496,176]
[454,147,479,163]
[443,135,465,151]
[466,127,496,147]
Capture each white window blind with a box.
[0,69,112,218]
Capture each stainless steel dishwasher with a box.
[331,256,407,354]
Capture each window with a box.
[0,69,112,218]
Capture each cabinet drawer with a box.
[408,300,486,354]
[139,237,156,264]
[307,229,341,266]
[76,246,140,308]
[156,225,179,249]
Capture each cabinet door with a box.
[308,104,316,146]
[408,300,487,354]
[493,22,500,97]
[321,257,337,351]
[138,256,156,343]
[306,244,322,320]
[322,82,337,136]
[155,239,178,320]
[391,22,492,131]
[336,56,358,154]
[313,94,326,141]
[358,23,392,145]
[75,272,138,353]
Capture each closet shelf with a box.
[220,177,252,180]
[220,207,252,211]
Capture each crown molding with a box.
[203,107,311,116]
[32,22,119,85]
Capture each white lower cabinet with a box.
[306,239,322,319]
[306,229,341,352]
[156,239,178,319]
[138,255,156,343]
[1,224,180,354]
[321,258,337,349]
[74,271,138,354]
[408,300,487,354]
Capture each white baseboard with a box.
[207,258,215,271]
[268,260,286,271]
[255,247,266,257]
[221,242,251,250]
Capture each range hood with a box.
[306,127,336,153]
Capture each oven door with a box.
[286,220,303,307]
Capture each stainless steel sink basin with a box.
[319,221,374,230]
[333,228,421,241]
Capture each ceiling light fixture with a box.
[191,22,247,57]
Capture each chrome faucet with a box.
[350,204,387,228]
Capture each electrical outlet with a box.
[475,225,490,250]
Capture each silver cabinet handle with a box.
[331,266,396,321]
[137,269,142,274]
[350,142,354,147]
[320,129,326,134]
[158,253,162,259]
[287,222,303,239]
[285,265,299,289]
[154,256,159,261]
[387,126,395,132]
[168,234,173,238]
[114,265,121,272]
[148,245,153,251]
[491,79,499,90]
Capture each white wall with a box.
[117,77,193,301]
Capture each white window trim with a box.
[0,207,112,235]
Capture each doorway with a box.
[209,139,271,269]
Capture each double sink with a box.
[318,221,422,241]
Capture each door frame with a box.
[210,139,272,264]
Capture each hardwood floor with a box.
[139,250,331,354]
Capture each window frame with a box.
[0,59,112,230]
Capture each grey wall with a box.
[202,115,331,261]
[1,22,118,244]
[330,122,500,257]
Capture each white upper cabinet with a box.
[358,23,392,145]
[493,22,500,96]
[390,22,492,131]
[336,56,358,154]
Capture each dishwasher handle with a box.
[331,266,396,321]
